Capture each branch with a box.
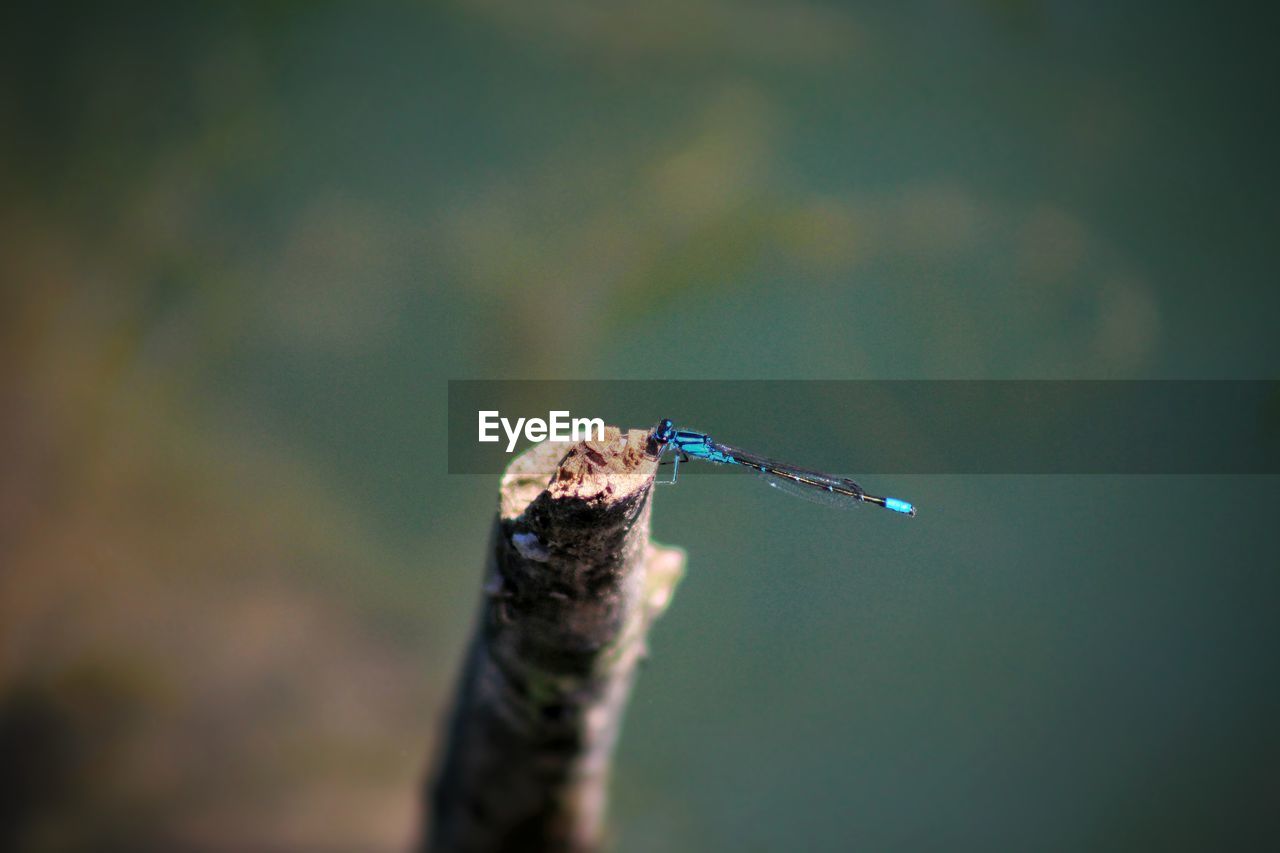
[425,427,685,853]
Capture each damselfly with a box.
[648,418,916,517]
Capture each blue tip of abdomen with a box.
[885,497,916,516]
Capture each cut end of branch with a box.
[499,427,658,519]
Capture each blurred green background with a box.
[3,2,1278,850]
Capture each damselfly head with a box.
[652,418,676,444]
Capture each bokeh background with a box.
[3,2,1279,850]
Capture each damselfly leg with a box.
[655,449,689,485]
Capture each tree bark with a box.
[425,427,685,853]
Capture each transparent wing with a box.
[756,467,869,510]
[713,442,872,510]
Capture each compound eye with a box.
[654,418,675,442]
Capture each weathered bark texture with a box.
[426,427,685,853]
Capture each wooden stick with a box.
[425,427,685,853]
